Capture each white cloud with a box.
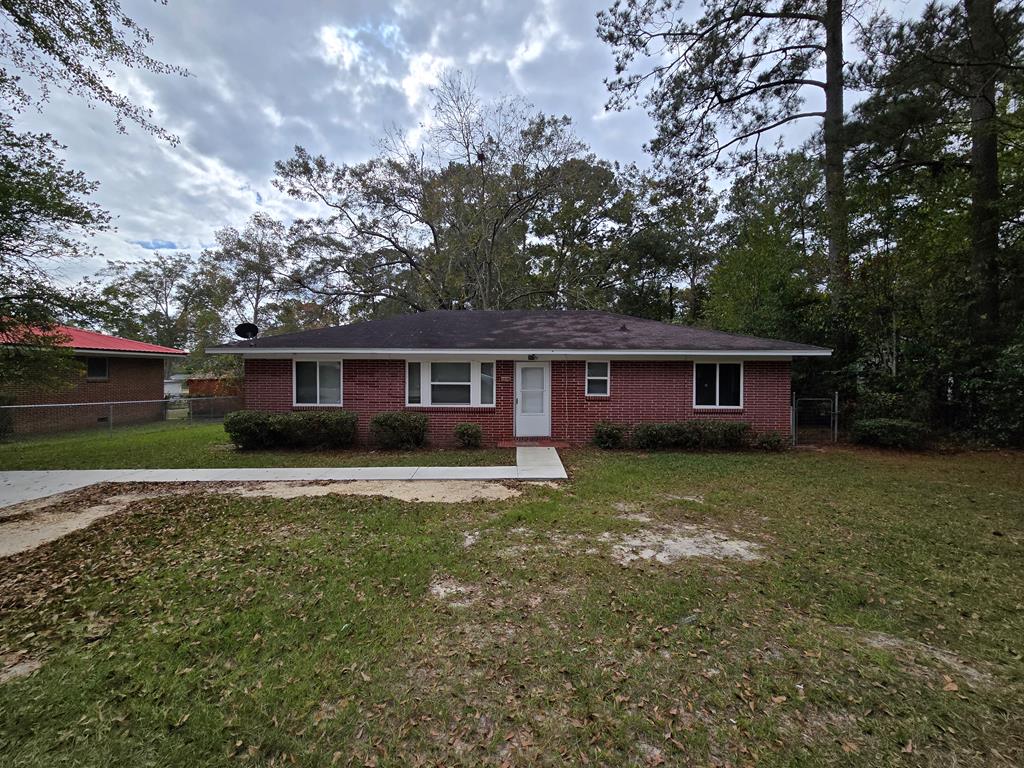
[317,25,362,69]
[401,51,453,109]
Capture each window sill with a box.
[85,378,109,383]
[584,395,610,399]
[405,404,496,410]
[293,403,346,408]
[693,406,744,412]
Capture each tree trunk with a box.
[966,0,1001,343]
[823,0,848,289]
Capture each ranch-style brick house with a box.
[2,326,187,434]
[209,310,831,447]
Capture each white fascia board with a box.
[73,349,187,359]
[208,347,831,360]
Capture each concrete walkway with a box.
[0,447,567,510]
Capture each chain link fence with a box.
[791,393,840,445]
[0,396,242,439]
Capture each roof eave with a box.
[72,348,188,358]
[207,346,832,359]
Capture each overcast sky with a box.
[16,0,926,283]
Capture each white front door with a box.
[515,361,551,437]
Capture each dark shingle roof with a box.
[212,310,829,354]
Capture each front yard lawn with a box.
[1,448,1022,766]
[0,422,513,470]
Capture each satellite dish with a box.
[235,322,259,340]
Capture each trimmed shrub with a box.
[631,422,675,450]
[276,411,358,449]
[693,420,751,450]
[370,411,429,449]
[753,430,788,452]
[850,418,929,450]
[454,422,483,448]
[224,410,281,450]
[631,420,752,451]
[224,410,358,450]
[593,421,626,449]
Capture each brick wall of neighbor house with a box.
[244,357,792,447]
[6,356,167,434]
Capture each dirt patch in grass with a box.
[495,519,762,565]
[227,480,521,503]
[664,493,705,504]
[609,527,761,564]
[429,577,479,607]
[859,630,995,688]
[0,654,41,684]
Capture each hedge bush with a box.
[223,411,279,450]
[753,430,788,452]
[630,422,675,450]
[277,411,358,449]
[454,422,482,448]
[224,410,358,450]
[631,420,752,451]
[370,411,429,449]
[850,418,929,450]
[593,421,627,449]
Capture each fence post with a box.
[791,391,797,445]
[108,403,113,434]
[833,391,839,442]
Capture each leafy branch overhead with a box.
[0,0,189,141]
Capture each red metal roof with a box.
[52,325,187,356]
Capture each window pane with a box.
[295,362,317,404]
[695,363,717,406]
[431,362,471,383]
[718,363,741,406]
[521,366,543,390]
[431,384,471,404]
[318,361,341,404]
[407,362,421,404]
[480,362,494,405]
[587,378,608,396]
[586,361,608,378]
[86,357,108,379]
[522,390,543,413]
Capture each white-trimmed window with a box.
[406,361,496,407]
[694,362,742,408]
[294,360,343,406]
[585,361,610,396]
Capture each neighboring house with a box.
[3,326,187,434]
[186,375,243,398]
[164,373,188,397]
[209,310,830,447]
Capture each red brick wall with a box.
[550,360,791,444]
[244,359,516,446]
[244,358,792,447]
[6,356,167,434]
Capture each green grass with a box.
[0,422,513,469]
[1,447,1023,766]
